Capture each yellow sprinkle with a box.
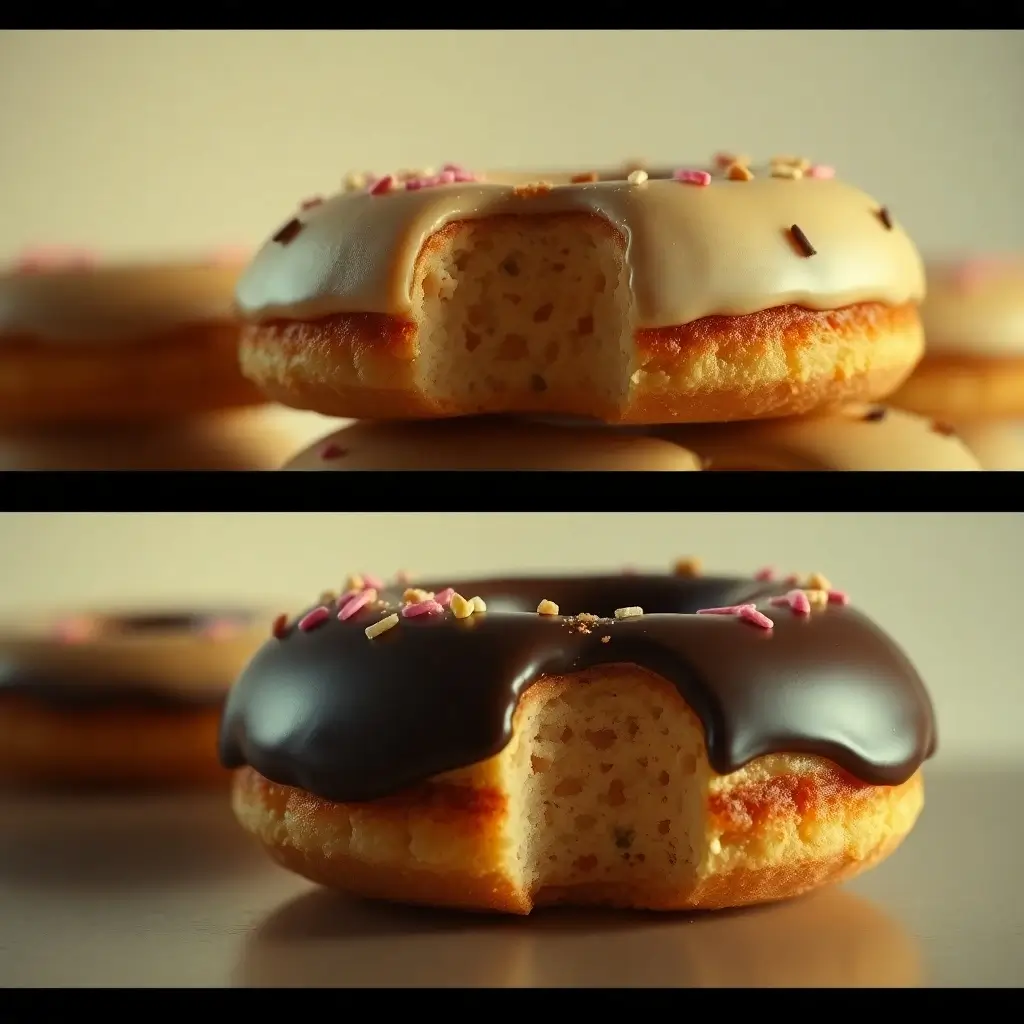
[403,587,434,604]
[771,164,803,179]
[470,596,487,613]
[365,613,400,639]
[537,599,560,616]
[319,590,337,603]
[803,589,829,609]
[727,163,754,181]
[806,572,832,591]
[345,574,364,592]
[627,169,649,185]
[673,557,702,577]
[343,172,367,191]
[450,593,474,619]
[614,606,644,619]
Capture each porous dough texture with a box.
[240,213,925,425]
[232,664,923,914]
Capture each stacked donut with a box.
[0,246,324,469]
[233,155,980,470]
[890,256,1024,469]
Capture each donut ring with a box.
[236,158,925,425]
[0,609,273,789]
[282,404,979,471]
[951,421,1024,471]
[221,568,936,914]
[0,253,265,428]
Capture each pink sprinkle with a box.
[361,573,384,590]
[402,599,444,618]
[433,587,456,608]
[442,163,465,173]
[298,606,331,632]
[697,604,755,616]
[807,165,835,179]
[769,589,811,616]
[453,170,478,183]
[437,170,456,184]
[827,590,850,606]
[739,606,774,630]
[754,567,776,581]
[17,246,99,273]
[673,169,711,187]
[338,589,378,621]
[337,588,362,604]
[320,443,347,460]
[370,175,395,195]
[300,196,324,210]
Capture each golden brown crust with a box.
[0,695,227,789]
[889,353,1024,420]
[240,300,923,425]
[0,322,266,428]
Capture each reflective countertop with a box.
[1,764,1019,987]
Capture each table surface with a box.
[1,763,1020,988]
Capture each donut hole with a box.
[506,666,707,903]
[412,214,633,417]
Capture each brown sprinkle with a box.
[789,224,817,257]
[272,218,303,245]
[450,593,474,619]
[537,599,560,616]
[726,162,754,181]
[877,206,894,230]
[571,171,599,183]
[931,420,957,437]
[365,613,400,639]
[863,407,888,422]
[272,613,290,639]
[673,557,703,577]
[513,182,554,197]
[614,606,644,619]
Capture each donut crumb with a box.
[673,557,703,577]
[403,587,435,604]
[626,169,649,185]
[365,613,400,639]
[601,635,611,643]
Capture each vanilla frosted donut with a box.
[237,156,925,425]
[660,404,981,470]
[284,415,701,470]
[952,421,1024,470]
[890,256,1024,422]
[0,250,265,427]
[0,608,274,788]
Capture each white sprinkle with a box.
[627,169,649,185]
[614,606,644,619]
[470,596,487,613]
[364,613,400,639]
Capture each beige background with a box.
[0,511,1017,763]
[0,30,1022,258]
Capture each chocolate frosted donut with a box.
[0,250,264,428]
[222,566,936,914]
[0,607,273,788]
[236,156,925,425]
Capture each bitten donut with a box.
[221,566,936,915]
[236,156,926,425]
[0,608,272,788]
[0,248,265,428]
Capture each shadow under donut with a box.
[0,791,265,891]
[232,884,921,988]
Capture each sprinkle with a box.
[338,589,378,621]
[804,589,829,609]
[863,407,888,422]
[577,613,601,623]
[450,593,474,619]
[365,613,400,639]
[827,590,850,606]
[627,169,649,185]
[714,152,749,168]
[697,604,752,616]
[931,420,957,437]
[343,172,368,191]
[403,587,435,604]
[402,599,444,618]
[470,596,487,613]
[785,574,801,585]
[336,588,362,605]
[877,207,894,230]
[298,606,330,631]
[345,574,364,592]
[395,570,412,585]
[789,224,817,257]
[614,606,644,619]
[537,599,560,616]
[806,572,832,591]
[771,165,803,179]
[272,613,290,638]
[362,573,385,590]
[673,169,711,187]
[300,196,324,210]
[320,443,348,460]
[673,557,702,577]
[452,169,479,183]
[434,587,456,608]
[769,589,812,616]
[739,606,774,630]
[272,218,303,245]
[572,171,599,183]
[601,635,611,643]
[319,589,337,603]
[370,175,397,195]
[754,567,776,581]
[726,162,754,181]
[807,164,835,179]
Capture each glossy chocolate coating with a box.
[219,575,937,803]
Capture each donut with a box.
[0,248,265,428]
[890,256,1024,422]
[235,157,925,425]
[950,421,1024,471]
[0,608,273,788]
[0,407,337,471]
[220,567,936,915]
[282,404,979,471]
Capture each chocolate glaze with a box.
[91,611,255,635]
[219,575,937,803]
